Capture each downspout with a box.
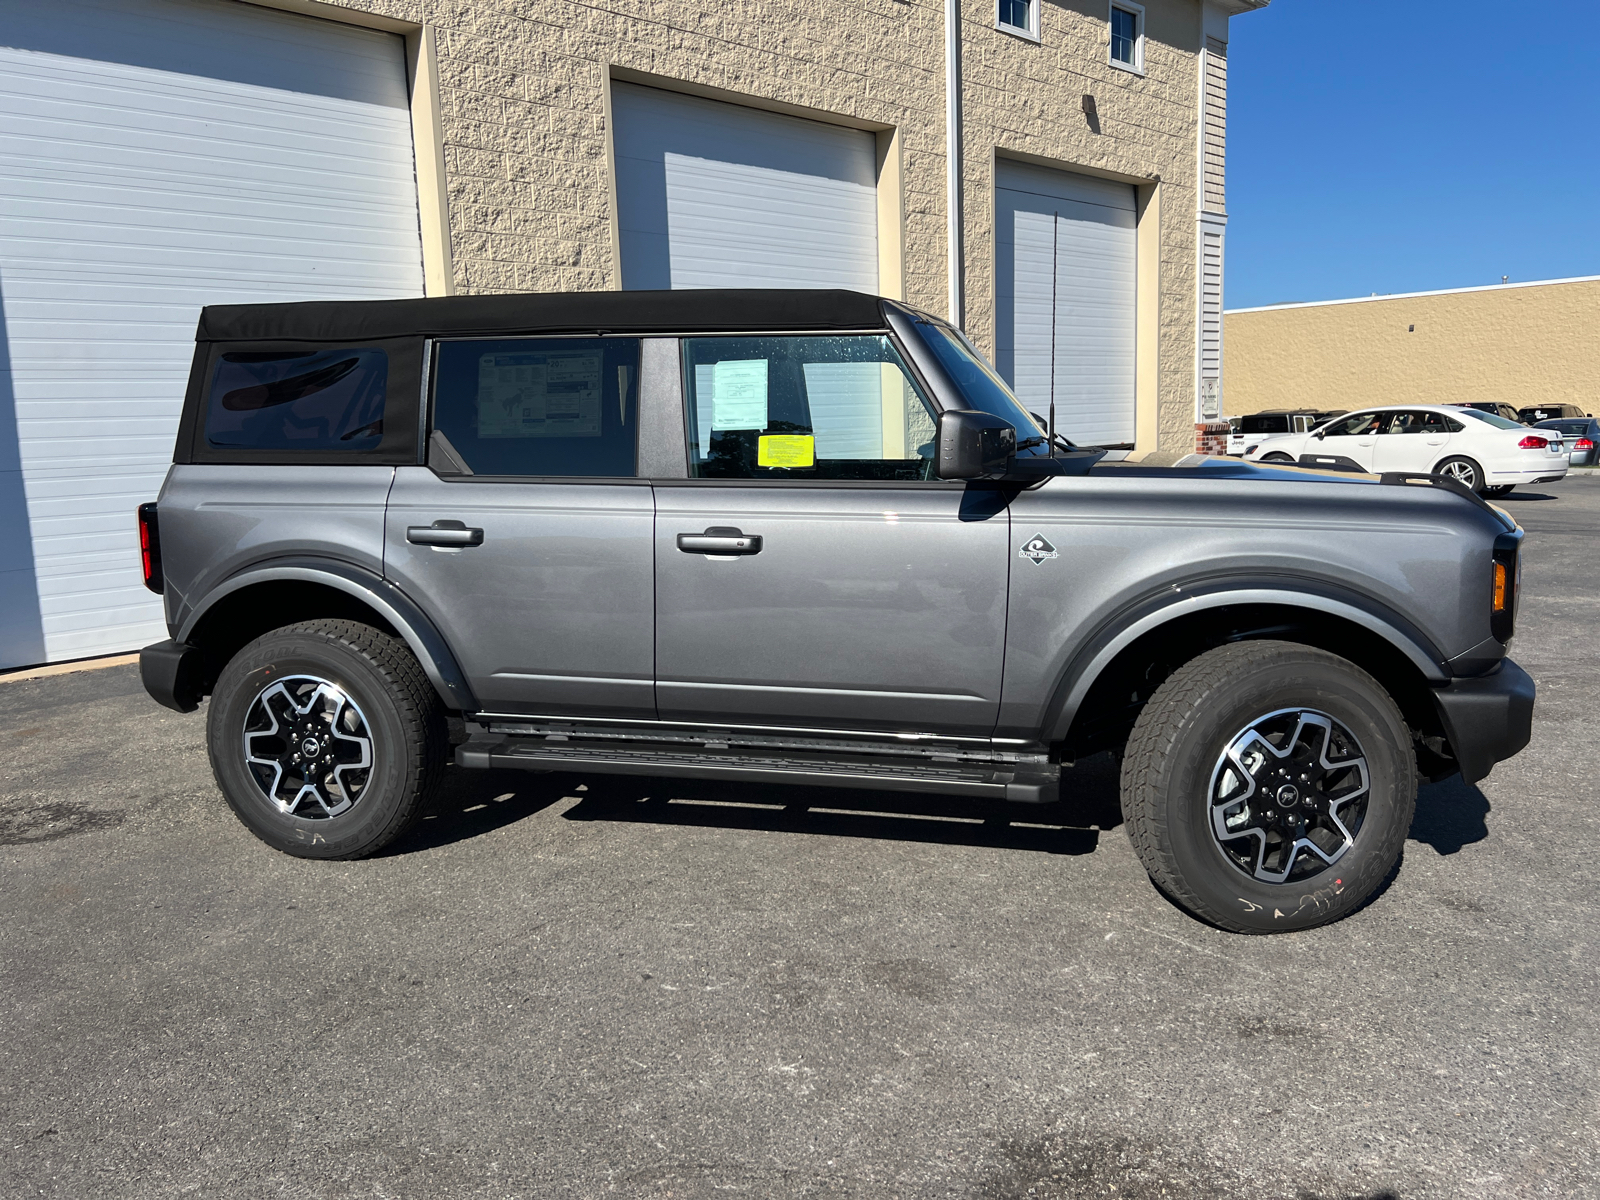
[944,0,963,327]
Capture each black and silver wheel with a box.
[1260,452,1295,463]
[207,619,448,859]
[1121,640,1416,933]
[1434,456,1484,493]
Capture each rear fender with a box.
[178,557,476,712]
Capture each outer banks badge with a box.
[1020,533,1058,565]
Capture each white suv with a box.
[1244,405,1569,496]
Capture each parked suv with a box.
[138,290,1535,933]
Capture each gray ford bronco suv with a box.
[137,289,1534,933]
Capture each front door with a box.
[653,333,1011,736]
[384,336,656,719]
[1301,410,1385,472]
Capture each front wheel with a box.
[1483,485,1515,498]
[207,619,448,859]
[1434,456,1485,493]
[1260,452,1295,463]
[1120,640,1416,933]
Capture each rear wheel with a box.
[207,619,448,859]
[1434,455,1485,493]
[1120,640,1416,933]
[1484,484,1515,498]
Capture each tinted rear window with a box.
[430,337,640,477]
[205,348,387,451]
[1241,415,1291,434]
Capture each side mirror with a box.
[1313,428,1327,440]
[936,409,1016,479]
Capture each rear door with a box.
[653,333,1011,736]
[1374,409,1454,473]
[384,336,656,719]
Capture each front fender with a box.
[178,556,476,712]
[1042,575,1453,745]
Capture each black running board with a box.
[456,735,1060,803]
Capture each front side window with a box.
[682,336,937,481]
[205,348,388,451]
[1110,3,1143,70]
[998,0,1036,38]
[430,337,640,477]
[1323,411,1384,438]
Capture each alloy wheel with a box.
[1207,708,1370,884]
[242,675,374,818]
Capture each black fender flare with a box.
[176,556,477,712]
[1042,574,1453,746]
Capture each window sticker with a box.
[477,352,602,438]
[710,358,769,430]
[757,434,815,469]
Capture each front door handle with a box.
[676,526,762,555]
[407,521,484,547]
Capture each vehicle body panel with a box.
[1534,418,1600,466]
[653,481,1010,735]
[156,464,396,635]
[383,467,656,718]
[997,469,1501,740]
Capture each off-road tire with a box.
[1434,455,1485,494]
[207,619,448,859]
[1120,640,1416,934]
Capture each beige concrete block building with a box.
[0,0,1264,665]
[1224,276,1600,416]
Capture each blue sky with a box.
[1225,0,1600,309]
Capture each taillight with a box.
[1517,435,1549,449]
[1490,534,1520,643]
[137,503,163,594]
[1576,438,1594,450]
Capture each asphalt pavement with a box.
[3,477,1597,1199]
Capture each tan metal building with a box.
[0,0,1264,667]
[1224,276,1600,417]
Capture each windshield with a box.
[906,318,1055,456]
[1456,408,1524,430]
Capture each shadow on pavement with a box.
[389,752,1129,857]
[1409,774,1490,855]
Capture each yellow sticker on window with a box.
[757,434,815,468]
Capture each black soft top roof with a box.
[196,289,895,343]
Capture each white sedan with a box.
[1241,405,1569,496]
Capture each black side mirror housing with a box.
[936,409,1017,479]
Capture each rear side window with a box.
[205,349,388,451]
[430,337,640,477]
[1241,415,1289,435]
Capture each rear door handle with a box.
[676,526,762,555]
[407,521,484,547]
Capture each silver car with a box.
[137,290,1535,935]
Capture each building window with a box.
[997,0,1038,40]
[1110,2,1144,72]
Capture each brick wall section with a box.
[1194,420,1231,455]
[278,0,1209,451]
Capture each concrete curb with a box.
[0,652,140,684]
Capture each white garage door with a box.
[0,0,424,669]
[995,160,1137,447]
[612,82,878,293]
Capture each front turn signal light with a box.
[1492,561,1508,612]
